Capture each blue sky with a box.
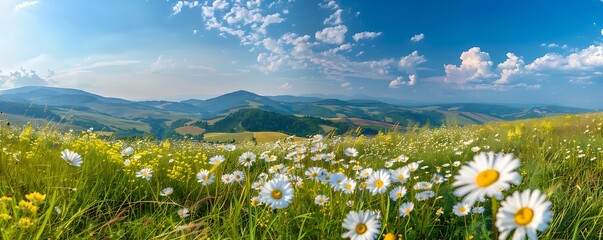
[1,0,603,108]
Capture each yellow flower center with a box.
[360,183,367,189]
[271,190,282,199]
[514,207,534,226]
[346,184,353,190]
[355,223,368,234]
[375,180,384,188]
[404,209,411,214]
[475,169,499,187]
[319,199,325,203]
[460,207,466,213]
[142,172,148,177]
[311,172,318,177]
[396,192,402,197]
[397,174,405,180]
[384,233,396,240]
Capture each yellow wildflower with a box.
[25,192,46,204]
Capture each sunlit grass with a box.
[0,113,602,239]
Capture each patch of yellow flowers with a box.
[0,192,46,230]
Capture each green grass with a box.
[0,113,602,239]
[203,131,255,142]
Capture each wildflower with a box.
[25,192,45,204]
[399,202,414,217]
[345,148,359,157]
[19,200,38,214]
[232,170,245,182]
[453,152,521,206]
[0,196,12,201]
[389,186,407,201]
[415,191,435,201]
[453,202,472,216]
[406,162,419,172]
[178,208,189,218]
[121,147,134,157]
[0,213,12,220]
[312,142,327,153]
[315,195,329,206]
[290,175,303,187]
[17,217,33,228]
[54,206,62,214]
[238,152,256,167]
[305,167,326,180]
[436,207,444,216]
[251,196,261,207]
[357,168,373,179]
[209,155,225,165]
[224,144,236,151]
[259,178,294,209]
[265,155,278,162]
[341,178,357,194]
[222,174,235,184]
[413,181,432,190]
[135,168,153,181]
[452,161,461,167]
[160,187,174,196]
[365,170,391,195]
[196,170,215,185]
[342,210,381,240]
[471,146,481,152]
[432,173,446,184]
[346,200,354,208]
[61,149,83,167]
[496,189,553,240]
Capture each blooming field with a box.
[0,113,602,239]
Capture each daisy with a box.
[196,170,215,186]
[341,210,381,240]
[314,195,329,206]
[415,191,435,201]
[251,196,261,207]
[177,208,189,219]
[365,169,391,195]
[472,206,485,214]
[265,155,278,162]
[209,155,225,165]
[389,186,407,201]
[452,152,522,206]
[413,181,432,190]
[496,189,553,240]
[399,202,414,217]
[345,147,359,157]
[471,146,481,152]
[406,162,419,172]
[160,187,174,196]
[340,178,357,194]
[311,142,327,153]
[232,170,245,182]
[238,152,256,167]
[224,144,236,151]
[259,178,294,209]
[305,167,326,180]
[452,202,472,216]
[221,174,235,184]
[436,207,444,216]
[121,147,134,157]
[432,173,446,184]
[61,149,83,167]
[135,168,152,181]
[357,168,374,179]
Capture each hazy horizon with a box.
[1,0,603,108]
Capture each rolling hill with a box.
[0,86,594,140]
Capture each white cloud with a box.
[388,75,415,88]
[398,51,426,74]
[601,28,603,36]
[444,47,495,84]
[315,25,347,44]
[340,82,351,88]
[14,1,38,12]
[323,9,343,25]
[212,0,228,9]
[352,31,382,42]
[410,33,424,42]
[0,68,48,88]
[258,13,284,34]
[320,1,339,10]
[495,53,524,84]
[278,82,292,90]
[172,1,200,15]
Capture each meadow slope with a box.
[0,113,602,239]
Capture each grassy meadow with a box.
[0,113,602,239]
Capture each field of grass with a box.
[0,113,602,239]
[175,126,205,136]
[202,131,296,143]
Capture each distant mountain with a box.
[0,86,594,139]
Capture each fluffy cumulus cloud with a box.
[315,25,348,44]
[399,51,426,74]
[172,1,200,15]
[388,75,416,88]
[410,33,424,42]
[0,68,48,88]
[278,82,292,90]
[444,47,496,85]
[352,31,382,42]
[323,9,343,25]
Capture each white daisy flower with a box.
[135,168,152,181]
[232,170,245,182]
[496,189,553,240]
[305,167,326,180]
[177,208,189,219]
[221,174,235,184]
[399,202,414,217]
[341,210,381,240]
[121,147,135,157]
[196,170,215,186]
[61,149,83,167]
[389,186,407,201]
[452,152,522,206]
[160,187,174,196]
[345,147,359,157]
[209,155,225,165]
[365,170,391,195]
[238,152,256,167]
[259,178,294,209]
[453,202,472,216]
[314,195,329,206]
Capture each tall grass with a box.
[0,113,602,239]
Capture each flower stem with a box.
[492,198,499,240]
